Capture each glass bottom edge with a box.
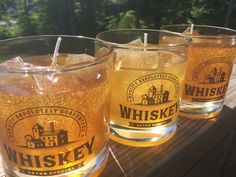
[109,124,177,147]
[180,100,224,119]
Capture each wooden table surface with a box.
[0,65,236,177]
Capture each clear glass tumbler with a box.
[0,35,113,177]
[97,29,191,147]
[162,25,236,118]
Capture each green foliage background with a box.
[0,0,236,39]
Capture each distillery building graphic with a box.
[24,122,68,148]
[204,67,225,84]
[141,85,169,105]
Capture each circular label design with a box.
[192,56,232,83]
[5,106,87,148]
[183,56,233,102]
[126,73,180,104]
[118,73,180,128]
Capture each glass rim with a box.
[0,35,113,74]
[161,24,236,40]
[96,29,192,51]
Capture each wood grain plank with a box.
[182,128,236,177]
[224,65,236,108]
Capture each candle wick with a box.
[51,36,62,69]
[144,33,148,51]
[18,56,26,67]
[190,24,194,34]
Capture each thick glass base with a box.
[4,146,109,177]
[110,123,177,147]
[180,100,224,119]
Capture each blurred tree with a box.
[76,0,111,36]
[77,0,96,36]
[0,0,235,40]
[0,0,21,38]
[17,0,58,35]
[57,0,76,34]
[107,10,136,29]
[106,10,147,29]
[159,0,235,27]
[225,0,236,28]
